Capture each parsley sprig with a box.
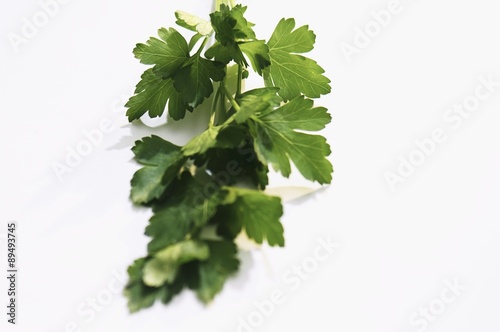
[123,1,332,312]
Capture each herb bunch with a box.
[123,0,332,312]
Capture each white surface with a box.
[1,0,500,331]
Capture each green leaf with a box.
[130,135,186,204]
[210,4,238,46]
[264,18,331,101]
[258,95,331,130]
[196,240,240,303]
[124,257,187,312]
[266,19,315,53]
[133,27,189,78]
[182,124,246,156]
[125,69,187,121]
[210,4,256,45]
[212,125,248,147]
[158,276,185,305]
[175,11,213,36]
[239,40,271,75]
[226,4,256,40]
[198,143,269,190]
[188,33,205,53]
[205,42,246,66]
[232,87,281,124]
[143,240,210,287]
[207,4,258,67]
[145,172,223,254]
[217,187,284,246]
[173,56,226,109]
[127,28,226,121]
[249,96,333,184]
[146,211,193,254]
[124,258,162,313]
[182,126,222,156]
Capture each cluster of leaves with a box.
[123,3,332,313]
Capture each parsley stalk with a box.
[236,64,243,97]
[222,81,241,112]
[122,1,333,312]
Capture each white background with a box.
[1,0,500,331]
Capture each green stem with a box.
[209,85,222,126]
[195,37,209,56]
[236,65,243,98]
[219,84,227,121]
[222,82,240,112]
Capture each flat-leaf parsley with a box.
[123,1,333,312]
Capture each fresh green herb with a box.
[123,0,332,313]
